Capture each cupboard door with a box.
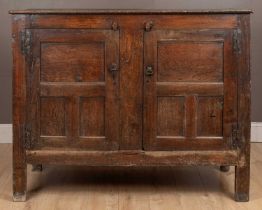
[28,29,119,150]
[143,29,238,150]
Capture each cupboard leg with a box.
[235,165,250,202]
[13,167,27,202]
[220,165,230,172]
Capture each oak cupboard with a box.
[10,9,251,202]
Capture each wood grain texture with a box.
[185,95,197,139]
[29,29,120,150]
[197,96,223,137]
[41,43,105,82]
[12,14,29,201]
[11,11,250,201]
[26,150,238,166]
[235,14,251,202]
[27,14,239,31]
[119,20,143,150]
[143,28,237,151]
[2,144,262,210]
[157,42,223,82]
[9,9,252,14]
[157,82,224,96]
[79,97,105,137]
[157,97,185,136]
[40,97,66,136]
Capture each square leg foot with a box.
[235,192,249,202]
[13,192,26,202]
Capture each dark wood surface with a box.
[11,10,251,201]
[235,14,251,202]
[29,29,120,150]
[143,29,237,150]
[26,150,238,166]
[9,9,252,14]
[12,14,29,202]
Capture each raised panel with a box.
[157,97,185,136]
[41,42,105,82]
[197,96,223,137]
[40,97,66,136]
[143,29,236,150]
[30,29,119,150]
[79,97,105,137]
[157,42,223,82]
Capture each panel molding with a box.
[0,123,261,143]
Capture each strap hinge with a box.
[233,29,241,54]
[20,30,32,55]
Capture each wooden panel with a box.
[10,9,252,14]
[157,42,223,82]
[119,28,143,149]
[154,138,224,150]
[153,15,237,29]
[197,96,223,137]
[12,14,29,199]
[29,14,238,29]
[143,29,236,151]
[29,28,120,150]
[10,12,251,202]
[40,82,105,97]
[26,149,238,166]
[157,97,185,136]
[79,97,105,137]
[40,97,66,136]
[185,95,197,138]
[235,15,251,201]
[157,82,223,96]
[41,43,105,82]
[31,15,113,29]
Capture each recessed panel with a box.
[80,97,105,137]
[40,97,66,136]
[157,42,223,82]
[41,43,105,82]
[197,96,223,137]
[157,97,185,136]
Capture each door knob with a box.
[145,65,153,76]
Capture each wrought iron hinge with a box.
[24,124,31,149]
[20,30,32,55]
[233,29,241,54]
[232,123,242,149]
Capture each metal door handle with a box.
[145,65,153,76]
[109,63,118,78]
[109,63,118,72]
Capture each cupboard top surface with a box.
[9,9,252,15]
